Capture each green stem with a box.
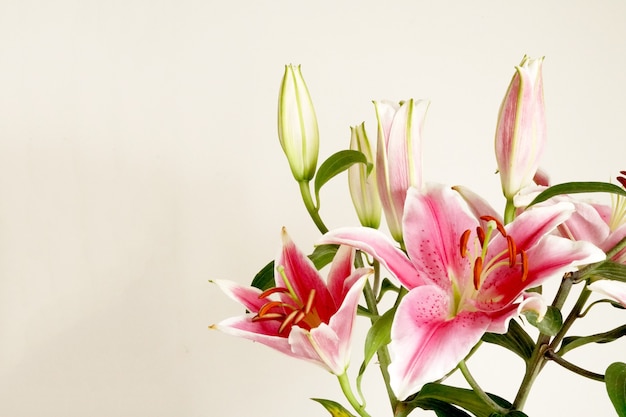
[544,349,605,381]
[504,198,516,225]
[512,276,574,410]
[362,274,398,411]
[298,180,328,234]
[551,286,592,352]
[458,360,509,415]
[337,372,371,417]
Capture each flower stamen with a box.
[520,250,529,282]
[473,257,483,290]
[460,229,472,258]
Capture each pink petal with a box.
[278,229,336,320]
[319,227,424,288]
[212,316,293,356]
[560,200,610,244]
[326,245,355,303]
[402,185,476,290]
[328,275,369,362]
[452,185,503,225]
[588,280,626,308]
[388,285,491,400]
[502,201,575,251]
[289,323,344,374]
[477,235,605,310]
[212,279,266,312]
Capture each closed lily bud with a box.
[348,123,381,228]
[495,55,547,201]
[277,65,319,182]
[374,99,429,243]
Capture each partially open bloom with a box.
[374,99,429,242]
[320,185,604,399]
[278,65,319,181]
[495,56,547,201]
[348,122,381,228]
[211,229,371,375]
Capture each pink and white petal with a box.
[517,293,548,322]
[278,229,336,318]
[602,223,626,261]
[452,185,503,225]
[319,227,423,288]
[388,285,491,400]
[212,279,267,312]
[212,316,293,356]
[478,236,605,310]
[328,275,369,360]
[485,303,520,333]
[588,280,626,308]
[327,245,355,303]
[561,201,610,244]
[289,324,345,375]
[403,185,475,290]
[504,202,575,251]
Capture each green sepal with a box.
[407,383,523,417]
[560,324,626,355]
[250,244,339,291]
[311,398,357,417]
[527,181,626,208]
[482,320,534,364]
[356,307,396,396]
[605,362,626,417]
[523,306,562,336]
[314,150,370,205]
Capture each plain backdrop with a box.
[1,1,626,416]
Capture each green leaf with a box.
[250,260,275,291]
[528,181,626,208]
[408,383,521,417]
[310,244,339,269]
[523,306,562,336]
[314,150,370,204]
[250,245,339,291]
[356,307,396,395]
[586,260,626,283]
[415,398,471,417]
[311,398,357,417]
[605,362,626,417]
[560,324,626,355]
[482,320,534,364]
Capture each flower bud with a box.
[348,123,381,228]
[277,65,319,182]
[495,55,547,201]
[374,99,429,242]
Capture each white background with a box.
[1,1,625,416]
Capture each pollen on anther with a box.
[278,310,300,334]
[506,235,517,267]
[476,227,486,247]
[258,286,290,299]
[460,229,471,258]
[481,215,507,236]
[473,257,483,290]
[520,250,529,282]
[304,289,316,314]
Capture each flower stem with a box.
[504,198,516,224]
[337,372,371,417]
[458,360,509,415]
[362,273,398,412]
[513,275,574,410]
[298,180,328,234]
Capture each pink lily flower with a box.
[374,99,429,243]
[495,56,547,201]
[211,229,371,375]
[319,185,605,399]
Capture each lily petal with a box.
[319,227,425,288]
[588,280,626,308]
[388,285,491,400]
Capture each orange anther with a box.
[278,310,300,334]
[476,227,486,247]
[473,257,483,290]
[520,250,529,282]
[257,301,284,317]
[506,235,517,267]
[258,286,290,299]
[304,289,316,314]
[460,229,471,258]
[251,312,284,322]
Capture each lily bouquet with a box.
[211,56,626,416]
